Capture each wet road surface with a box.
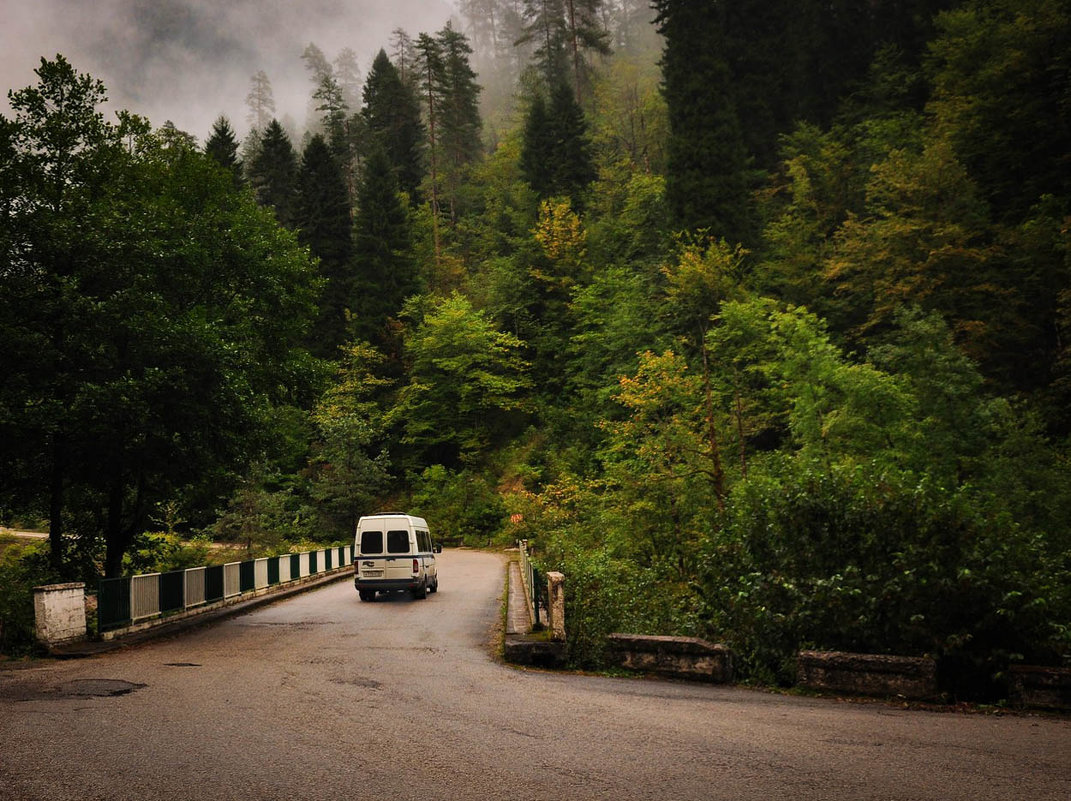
[1,549,1068,800]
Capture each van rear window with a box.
[360,531,383,554]
[387,530,410,553]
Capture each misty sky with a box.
[1,0,457,142]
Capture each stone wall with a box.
[797,650,937,700]
[1008,665,1071,710]
[607,634,734,683]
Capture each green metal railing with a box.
[98,546,353,632]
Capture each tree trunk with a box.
[48,436,65,574]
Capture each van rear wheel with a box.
[358,590,376,602]
[411,580,427,600]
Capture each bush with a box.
[549,546,702,669]
[697,457,1071,696]
[0,537,61,656]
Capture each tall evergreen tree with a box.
[204,115,243,187]
[297,134,354,358]
[436,23,484,221]
[438,23,484,170]
[362,49,426,199]
[563,0,612,102]
[519,0,570,84]
[415,32,446,267]
[351,145,418,345]
[520,80,595,204]
[248,119,299,228]
[245,70,275,131]
[333,47,363,111]
[654,0,753,242]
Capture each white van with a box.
[353,514,439,601]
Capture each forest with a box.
[1,0,1069,698]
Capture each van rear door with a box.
[356,527,385,580]
[383,527,414,581]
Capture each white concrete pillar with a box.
[33,582,87,647]
[546,571,565,642]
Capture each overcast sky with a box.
[1,0,457,143]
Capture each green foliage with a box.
[306,343,393,537]
[362,49,426,199]
[0,538,59,656]
[351,144,419,346]
[396,293,531,466]
[0,58,321,577]
[520,82,596,205]
[248,119,300,228]
[699,457,1070,695]
[409,465,506,546]
[122,532,215,575]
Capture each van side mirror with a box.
[434,542,442,553]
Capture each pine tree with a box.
[390,28,420,90]
[362,49,426,200]
[563,0,612,102]
[351,145,418,346]
[333,47,363,111]
[438,23,483,170]
[415,32,446,268]
[297,134,354,357]
[654,0,753,242]
[248,119,299,228]
[436,23,484,220]
[520,80,595,204]
[519,0,570,85]
[245,70,275,131]
[204,115,243,187]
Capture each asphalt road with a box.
[1,549,1068,800]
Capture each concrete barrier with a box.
[34,583,87,648]
[797,650,938,700]
[1008,665,1071,710]
[607,634,734,683]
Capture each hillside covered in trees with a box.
[2,0,1069,698]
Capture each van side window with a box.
[360,531,383,555]
[417,530,430,552]
[387,530,410,553]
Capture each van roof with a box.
[357,513,428,526]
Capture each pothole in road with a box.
[57,679,146,698]
[164,662,202,668]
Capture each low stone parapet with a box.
[797,650,937,700]
[1008,665,1071,710]
[607,634,734,683]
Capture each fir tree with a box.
[297,134,354,358]
[520,80,595,204]
[248,119,299,228]
[362,49,426,200]
[351,145,418,346]
[436,23,484,221]
[245,70,275,131]
[654,0,753,242]
[204,115,243,187]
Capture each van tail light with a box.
[413,558,420,574]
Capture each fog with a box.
[1,0,457,143]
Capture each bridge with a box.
[2,550,1068,800]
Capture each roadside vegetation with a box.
[2,1,1069,697]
